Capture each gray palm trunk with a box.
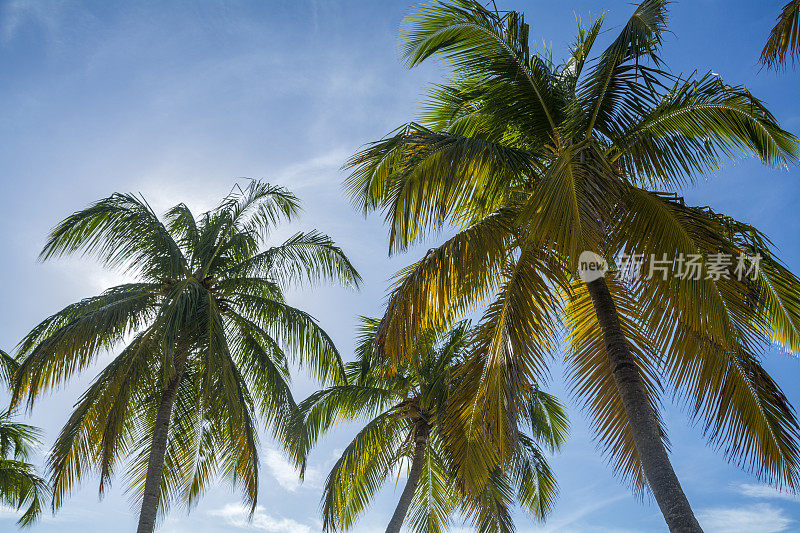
[585,276,703,533]
[136,362,186,533]
[385,422,430,533]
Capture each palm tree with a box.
[345,1,800,531]
[9,181,360,533]
[0,351,48,528]
[761,0,800,68]
[295,319,567,533]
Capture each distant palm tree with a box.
[295,319,567,533]
[761,0,800,68]
[10,182,360,533]
[0,351,48,528]
[346,1,800,531]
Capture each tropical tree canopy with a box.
[0,350,49,528]
[346,0,800,502]
[295,319,568,533]
[761,0,800,68]
[10,181,360,522]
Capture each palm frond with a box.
[401,0,559,133]
[40,193,188,279]
[377,208,515,371]
[321,413,409,532]
[12,284,158,409]
[564,278,666,493]
[226,231,361,289]
[0,459,50,527]
[761,0,800,68]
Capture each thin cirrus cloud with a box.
[736,483,800,502]
[698,503,793,533]
[208,503,312,533]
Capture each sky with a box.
[0,0,798,532]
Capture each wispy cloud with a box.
[275,148,351,190]
[523,492,630,533]
[209,503,312,533]
[698,503,792,533]
[262,445,323,492]
[736,483,800,502]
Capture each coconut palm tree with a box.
[761,0,800,68]
[294,319,566,533]
[345,1,800,531]
[0,351,48,528]
[9,181,360,533]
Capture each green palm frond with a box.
[322,412,409,531]
[461,242,561,452]
[564,14,605,84]
[47,333,159,509]
[302,318,564,532]
[612,74,798,186]
[761,0,800,68]
[0,350,19,388]
[511,434,559,521]
[461,468,515,533]
[0,412,49,528]
[231,294,347,385]
[40,193,188,279]
[580,0,668,137]
[0,458,49,527]
[407,432,457,533]
[564,279,667,492]
[377,208,516,370]
[401,0,560,133]
[345,124,536,250]
[227,230,361,289]
[12,284,159,409]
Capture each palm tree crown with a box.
[345,0,800,530]
[296,319,567,533]
[10,181,360,531]
[0,351,48,528]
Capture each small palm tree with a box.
[346,1,800,531]
[0,351,48,528]
[10,181,360,533]
[761,0,800,68]
[295,319,567,533]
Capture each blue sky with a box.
[0,1,798,532]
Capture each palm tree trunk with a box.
[385,423,429,533]
[136,362,185,533]
[585,276,703,533]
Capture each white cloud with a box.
[274,147,351,190]
[209,503,311,533]
[517,492,630,533]
[262,445,323,492]
[698,504,792,533]
[737,483,799,502]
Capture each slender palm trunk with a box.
[585,276,702,533]
[385,422,429,533]
[136,363,185,533]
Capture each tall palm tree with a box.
[0,351,48,528]
[295,319,567,533]
[761,0,800,68]
[345,1,800,531]
[9,181,361,533]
